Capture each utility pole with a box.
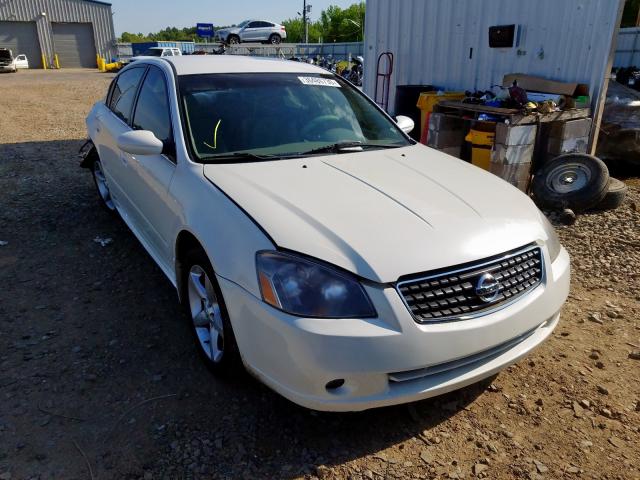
[303,0,308,43]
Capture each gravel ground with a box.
[0,69,639,480]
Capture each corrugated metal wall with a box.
[0,0,115,68]
[364,0,623,116]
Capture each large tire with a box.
[269,34,282,45]
[592,178,628,211]
[532,154,610,212]
[227,35,240,45]
[182,248,241,375]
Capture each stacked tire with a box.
[532,154,627,212]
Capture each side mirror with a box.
[395,115,415,135]
[117,130,164,156]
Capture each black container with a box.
[395,84,436,140]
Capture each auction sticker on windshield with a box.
[298,76,341,87]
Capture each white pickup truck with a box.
[0,48,29,72]
[121,47,182,66]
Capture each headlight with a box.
[540,213,562,262]
[256,251,376,318]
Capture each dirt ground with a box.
[0,69,639,480]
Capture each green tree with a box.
[318,2,365,42]
[282,18,322,43]
[281,2,365,43]
[119,32,149,42]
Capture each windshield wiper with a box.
[298,141,402,156]
[200,152,280,163]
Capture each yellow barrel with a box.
[416,92,465,140]
[465,129,495,170]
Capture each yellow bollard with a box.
[41,53,47,70]
[54,54,60,69]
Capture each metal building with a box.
[363,0,624,147]
[0,0,116,69]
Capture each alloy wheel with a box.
[93,161,115,210]
[188,265,225,363]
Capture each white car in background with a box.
[0,49,27,72]
[82,56,570,411]
[215,20,287,44]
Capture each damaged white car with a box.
[82,56,570,411]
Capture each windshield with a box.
[180,72,410,162]
[236,20,250,28]
[142,49,163,57]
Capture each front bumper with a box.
[219,246,570,412]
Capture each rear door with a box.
[256,21,274,41]
[96,66,146,221]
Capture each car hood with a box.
[203,144,548,283]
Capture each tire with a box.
[269,34,281,45]
[592,178,628,211]
[91,159,116,212]
[227,35,240,45]
[532,154,610,212]
[182,248,241,375]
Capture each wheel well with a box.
[175,231,205,303]
[80,145,99,169]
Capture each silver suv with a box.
[216,20,287,45]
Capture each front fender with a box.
[170,163,275,300]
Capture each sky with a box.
[109,0,360,35]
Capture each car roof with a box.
[165,55,328,75]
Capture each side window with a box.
[162,50,172,57]
[109,67,145,124]
[247,22,260,28]
[132,67,172,146]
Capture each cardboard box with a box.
[547,136,589,154]
[549,118,592,139]
[495,123,537,146]
[427,130,465,149]
[489,162,531,192]
[492,143,535,165]
[503,73,588,96]
[428,113,465,131]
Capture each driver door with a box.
[121,65,178,267]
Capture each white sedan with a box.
[82,56,570,412]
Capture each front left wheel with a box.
[183,248,240,375]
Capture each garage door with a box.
[52,23,96,68]
[0,21,42,68]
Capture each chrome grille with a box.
[397,245,543,323]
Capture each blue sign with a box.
[196,23,215,38]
